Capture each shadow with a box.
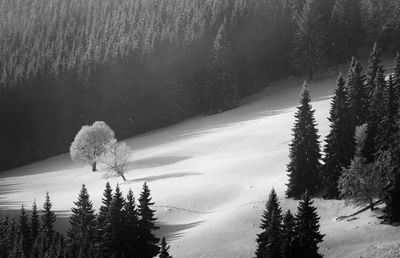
[157,221,204,242]
[128,156,191,169]
[124,171,202,184]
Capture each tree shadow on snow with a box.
[127,156,191,169]
[124,171,202,184]
[157,221,205,242]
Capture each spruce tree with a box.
[376,74,397,151]
[366,42,383,99]
[295,191,324,258]
[281,210,297,258]
[203,22,239,115]
[345,57,368,127]
[123,189,139,256]
[68,184,96,257]
[30,200,40,242]
[364,66,386,163]
[256,188,283,258]
[96,182,113,252]
[138,182,160,258]
[104,184,126,258]
[291,0,327,81]
[159,237,172,258]
[41,192,56,235]
[322,74,355,199]
[18,205,32,256]
[286,83,321,198]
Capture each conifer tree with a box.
[366,42,383,99]
[18,205,32,256]
[203,22,240,115]
[345,57,368,127]
[364,66,386,162]
[138,182,160,258]
[104,184,126,257]
[281,210,297,258]
[30,200,40,242]
[376,74,397,151]
[291,0,327,81]
[96,182,113,251]
[322,74,355,199]
[286,83,321,198]
[294,191,324,258]
[68,184,96,257]
[255,189,283,258]
[159,237,172,258]
[41,192,56,235]
[123,189,139,256]
[8,235,25,258]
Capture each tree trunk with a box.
[92,161,97,172]
[370,198,374,211]
[121,174,127,181]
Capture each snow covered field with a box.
[1,61,400,257]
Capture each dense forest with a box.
[2,0,400,171]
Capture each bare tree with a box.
[100,140,131,181]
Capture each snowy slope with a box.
[1,60,400,257]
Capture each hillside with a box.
[1,59,400,257]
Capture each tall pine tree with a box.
[30,200,40,242]
[123,188,140,256]
[295,191,324,258]
[41,192,56,235]
[281,210,297,258]
[322,74,355,199]
[366,42,383,100]
[96,182,113,253]
[138,182,160,258]
[286,83,321,198]
[255,189,283,258]
[68,184,96,257]
[18,204,32,257]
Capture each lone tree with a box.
[295,191,324,258]
[100,139,131,181]
[70,121,115,172]
[255,188,283,258]
[322,74,354,199]
[286,82,321,198]
[339,124,391,209]
[203,22,240,115]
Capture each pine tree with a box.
[137,182,160,258]
[286,83,321,198]
[68,184,96,257]
[322,74,355,199]
[281,210,297,258]
[41,192,56,235]
[30,200,40,242]
[123,189,139,256]
[346,57,368,127]
[203,22,240,115]
[291,0,327,81]
[376,74,397,151]
[104,184,126,257]
[364,66,386,162]
[96,182,113,252]
[159,237,172,258]
[366,42,383,99]
[256,188,283,258]
[18,205,32,256]
[295,191,324,258]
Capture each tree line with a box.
[0,182,172,258]
[286,43,400,224]
[2,0,400,172]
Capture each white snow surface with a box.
[1,60,400,258]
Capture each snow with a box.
[1,58,400,257]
